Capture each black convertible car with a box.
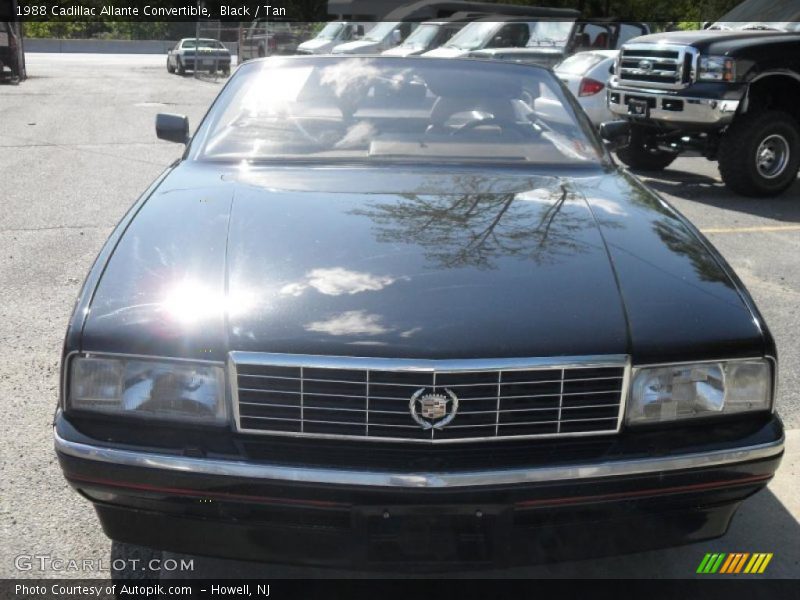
[55,56,783,569]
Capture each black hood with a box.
[630,29,797,53]
[80,163,766,364]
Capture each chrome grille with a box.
[617,43,696,90]
[231,353,628,443]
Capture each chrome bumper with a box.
[608,83,739,126]
[54,428,783,489]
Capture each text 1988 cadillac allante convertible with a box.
[55,56,783,569]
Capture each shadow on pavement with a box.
[636,168,800,224]
[158,488,799,579]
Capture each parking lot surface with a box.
[1,54,798,579]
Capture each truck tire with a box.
[718,110,800,197]
[616,126,677,171]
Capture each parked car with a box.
[55,55,783,570]
[332,21,415,54]
[472,21,649,68]
[382,19,467,56]
[423,17,574,58]
[554,50,619,126]
[167,38,231,76]
[296,22,366,55]
[608,0,800,196]
[239,20,300,61]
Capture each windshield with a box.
[316,22,345,40]
[711,0,800,29]
[709,21,800,31]
[444,21,498,50]
[194,57,601,167]
[401,23,440,48]
[526,21,573,47]
[364,21,399,42]
[182,40,225,50]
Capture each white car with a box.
[423,18,573,58]
[554,50,618,126]
[331,22,415,54]
[382,20,466,57]
[166,38,231,76]
[296,22,367,55]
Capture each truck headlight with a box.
[698,55,736,81]
[627,359,772,425]
[68,355,226,424]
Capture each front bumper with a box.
[608,83,740,127]
[55,413,783,569]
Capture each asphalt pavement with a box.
[1,53,798,580]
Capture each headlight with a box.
[698,55,736,81]
[69,355,226,424]
[627,359,772,425]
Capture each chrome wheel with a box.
[755,134,790,179]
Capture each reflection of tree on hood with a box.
[652,220,732,286]
[351,175,617,270]
[590,172,733,289]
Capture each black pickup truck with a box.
[608,1,800,197]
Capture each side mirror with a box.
[599,121,630,149]
[156,113,189,144]
[392,29,402,44]
[356,25,364,38]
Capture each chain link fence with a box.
[185,21,317,83]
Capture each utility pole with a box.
[195,1,201,79]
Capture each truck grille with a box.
[617,43,696,90]
[231,353,628,444]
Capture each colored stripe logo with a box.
[697,553,773,574]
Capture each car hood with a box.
[333,40,380,53]
[628,29,793,52]
[472,47,565,56]
[422,47,468,58]
[81,165,766,364]
[382,46,423,56]
[297,38,332,51]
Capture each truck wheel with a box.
[615,126,676,171]
[718,110,800,197]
